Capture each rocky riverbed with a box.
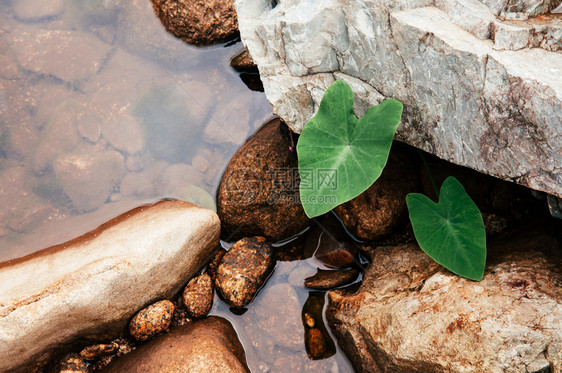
[1,0,561,372]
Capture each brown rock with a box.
[206,248,227,283]
[334,148,420,241]
[230,50,258,72]
[182,273,213,318]
[327,231,562,372]
[79,343,119,361]
[303,214,357,268]
[217,118,310,241]
[302,292,336,360]
[104,317,250,372]
[215,237,274,307]
[56,353,89,373]
[304,268,359,290]
[129,300,176,341]
[151,0,238,45]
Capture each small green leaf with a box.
[297,80,403,217]
[406,176,487,281]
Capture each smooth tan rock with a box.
[103,316,250,372]
[0,201,220,372]
[327,232,562,372]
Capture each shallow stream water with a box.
[0,0,354,370]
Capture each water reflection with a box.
[0,0,272,260]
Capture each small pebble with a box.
[306,328,329,360]
[205,248,227,284]
[129,300,175,341]
[80,342,118,361]
[304,268,359,290]
[215,236,275,307]
[56,353,88,373]
[230,50,258,72]
[182,273,214,319]
[304,313,315,328]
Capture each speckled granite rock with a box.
[217,118,310,241]
[0,201,220,372]
[215,237,275,307]
[104,317,250,372]
[327,231,562,372]
[235,0,562,199]
[151,0,239,45]
[182,273,213,318]
[129,300,175,341]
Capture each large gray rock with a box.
[235,0,562,199]
[0,201,220,372]
[327,232,562,372]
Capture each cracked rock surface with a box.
[235,0,562,198]
[327,231,562,372]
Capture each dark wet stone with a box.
[151,0,239,45]
[240,73,264,92]
[230,50,258,72]
[79,343,118,361]
[304,215,357,268]
[334,148,420,241]
[206,248,227,283]
[302,292,336,360]
[304,268,359,290]
[182,273,213,319]
[129,300,175,341]
[217,118,310,241]
[89,338,134,370]
[419,153,549,237]
[306,328,329,360]
[104,317,250,372]
[215,237,275,307]
[56,353,88,372]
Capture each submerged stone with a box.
[215,237,274,307]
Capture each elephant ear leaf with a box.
[406,176,487,281]
[297,80,403,218]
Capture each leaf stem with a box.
[418,150,439,198]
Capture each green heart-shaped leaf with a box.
[297,80,403,217]
[406,176,487,281]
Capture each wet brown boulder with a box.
[182,272,213,318]
[129,300,175,341]
[334,148,420,241]
[104,317,249,372]
[327,230,562,372]
[304,268,359,290]
[151,0,238,46]
[215,237,275,307]
[230,50,258,72]
[217,118,310,241]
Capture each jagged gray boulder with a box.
[235,0,562,199]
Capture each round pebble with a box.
[129,300,175,341]
[182,273,214,319]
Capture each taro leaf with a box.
[297,80,403,217]
[406,176,487,281]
